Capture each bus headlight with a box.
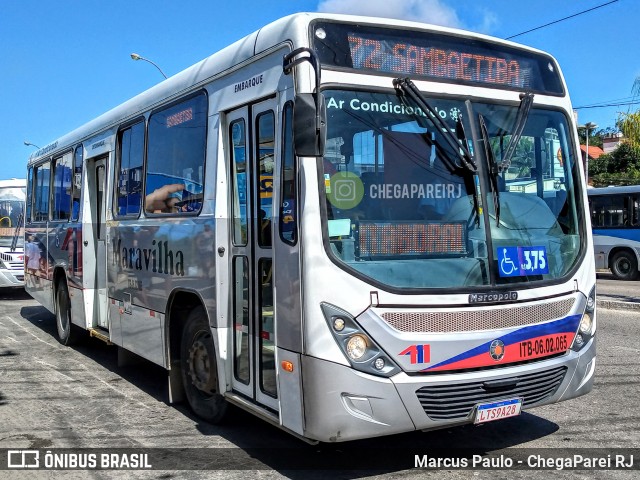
[573,285,596,351]
[346,335,368,360]
[579,312,593,334]
[321,302,400,378]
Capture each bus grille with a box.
[382,298,575,333]
[0,252,23,269]
[416,366,567,421]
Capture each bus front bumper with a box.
[0,269,25,287]
[300,338,595,442]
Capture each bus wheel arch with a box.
[179,305,228,423]
[609,248,639,280]
[166,292,227,423]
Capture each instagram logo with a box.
[334,179,357,201]
[327,172,364,209]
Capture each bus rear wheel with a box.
[55,280,80,345]
[180,306,228,423]
[611,250,638,280]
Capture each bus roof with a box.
[26,12,558,167]
[587,185,640,196]
[0,178,26,188]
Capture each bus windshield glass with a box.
[0,185,26,247]
[320,89,583,290]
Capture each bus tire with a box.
[610,250,638,280]
[55,280,80,345]
[180,306,228,423]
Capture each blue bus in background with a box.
[588,185,640,280]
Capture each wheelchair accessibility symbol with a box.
[498,246,549,278]
[500,248,518,275]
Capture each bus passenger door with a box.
[86,156,108,329]
[226,98,278,411]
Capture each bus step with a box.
[89,328,112,345]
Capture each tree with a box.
[616,77,640,146]
[590,142,640,186]
[617,111,640,147]
[577,127,605,149]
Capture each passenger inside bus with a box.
[145,183,185,213]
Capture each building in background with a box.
[602,132,624,153]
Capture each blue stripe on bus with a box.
[424,314,582,371]
[592,229,640,242]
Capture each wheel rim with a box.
[187,332,217,394]
[616,258,631,275]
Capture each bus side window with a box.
[116,121,144,217]
[52,151,73,221]
[71,146,83,221]
[33,162,51,222]
[256,110,274,248]
[145,92,207,215]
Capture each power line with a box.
[574,101,640,110]
[505,0,619,40]
[579,94,640,106]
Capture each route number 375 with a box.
[522,249,546,271]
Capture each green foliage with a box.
[489,135,534,178]
[590,76,640,185]
[590,142,640,186]
[577,129,604,148]
[615,77,640,147]
[617,111,640,147]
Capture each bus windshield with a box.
[0,185,26,247]
[320,89,583,290]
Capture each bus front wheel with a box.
[180,306,228,423]
[610,251,638,280]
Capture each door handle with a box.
[217,246,225,257]
[84,240,89,246]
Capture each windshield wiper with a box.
[499,92,534,171]
[394,77,483,225]
[479,114,501,226]
[479,92,534,226]
[393,77,476,173]
[10,212,23,252]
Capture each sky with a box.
[1,0,638,180]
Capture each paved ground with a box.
[596,270,640,310]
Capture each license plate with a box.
[474,398,522,424]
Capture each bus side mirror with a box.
[293,93,326,157]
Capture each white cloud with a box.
[317,0,498,34]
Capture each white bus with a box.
[0,178,26,288]
[588,185,640,280]
[25,13,596,443]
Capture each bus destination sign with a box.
[348,34,524,88]
[312,22,564,95]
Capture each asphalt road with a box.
[0,281,638,479]
[596,270,640,308]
